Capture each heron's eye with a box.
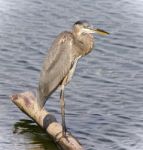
[83,23,89,28]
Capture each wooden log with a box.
[10,92,84,150]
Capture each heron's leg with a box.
[60,84,67,137]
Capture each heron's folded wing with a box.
[38,31,74,98]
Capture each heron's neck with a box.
[73,33,94,56]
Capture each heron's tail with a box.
[36,88,47,110]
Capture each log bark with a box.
[10,92,84,150]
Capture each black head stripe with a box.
[74,20,89,26]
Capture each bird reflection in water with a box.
[13,119,58,150]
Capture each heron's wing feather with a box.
[37,31,74,106]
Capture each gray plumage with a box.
[37,21,96,108]
[36,20,109,136]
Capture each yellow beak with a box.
[94,28,109,36]
[83,27,110,35]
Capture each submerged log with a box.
[10,92,83,150]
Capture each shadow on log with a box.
[10,92,84,150]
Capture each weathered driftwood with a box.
[10,92,83,150]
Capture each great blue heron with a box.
[36,20,109,137]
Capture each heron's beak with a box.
[83,27,109,35]
[94,28,109,36]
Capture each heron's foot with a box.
[61,127,70,142]
[55,128,72,143]
[61,133,70,142]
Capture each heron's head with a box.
[73,20,109,36]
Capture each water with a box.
[0,0,143,149]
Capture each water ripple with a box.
[0,0,143,150]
